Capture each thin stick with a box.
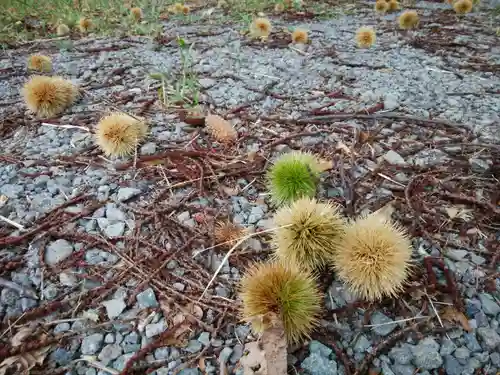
[193,224,291,257]
[364,315,429,328]
[41,123,91,132]
[0,215,26,231]
[198,224,292,300]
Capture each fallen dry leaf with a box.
[0,346,51,375]
[444,206,473,221]
[441,305,472,333]
[239,313,287,375]
[336,141,352,155]
[317,158,334,172]
[10,325,36,347]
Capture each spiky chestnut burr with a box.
[250,17,272,38]
[356,27,376,48]
[239,261,321,344]
[292,28,308,44]
[266,151,321,207]
[94,113,148,157]
[398,10,419,29]
[22,75,79,119]
[27,55,52,73]
[453,0,473,14]
[272,196,346,270]
[332,213,413,301]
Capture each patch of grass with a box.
[0,0,167,42]
[153,36,201,108]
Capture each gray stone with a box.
[384,93,399,111]
[106,205,127,221]
[81,333,104,355]
[390,364,416,375]
[198,332,211,346]
[123,332,140,344]
[98,344,123,365]
[478,293,500,316]
[444,355,463,375]
[370,312,397,336]
[230,344,244,364]
[219,347,233,364]
[454,347,470,364]
[145,321,167,338]
[389,345,414,365]
[470,254,486,265]
[102,298,127,319]
[103,222,125,237]
[1,184,23,198]
[411,338,442,370]
[301,352,338,375]
[383,150,407,166]
[50,348,74,366]
[469,158,491,173]
[440,339,457,356]
[178,370,201,375]
[105,334,115,344]
[477,327,500,350]
[247,206,265,224]
[112,353,135,371]
[136,288,158,308]
[446,249,468,261]
[490,352,500,367]
[235,325,251,341]
[140,142,157,155]
[353,335,371,353]
[381,362,395,375]
[309,340,333,357]
[173,282,185,291]
[177,211,191,222]
[54,322,71,334]
[45,239,73,266]
[155,347,169,360]
[185,339,202,353]
[20,298,37,311]
[117,188,141,201]
[122,343,141,353]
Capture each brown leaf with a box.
[317,158,333,172]
[198,356,206,373]
[0,346,50,375]
[188,303,204,319]
[239,313,287,375]
[441,306,472,333]
[11,325,36,347]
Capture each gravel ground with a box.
[0,1,499,374]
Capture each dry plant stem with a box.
[353,317,432,375]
